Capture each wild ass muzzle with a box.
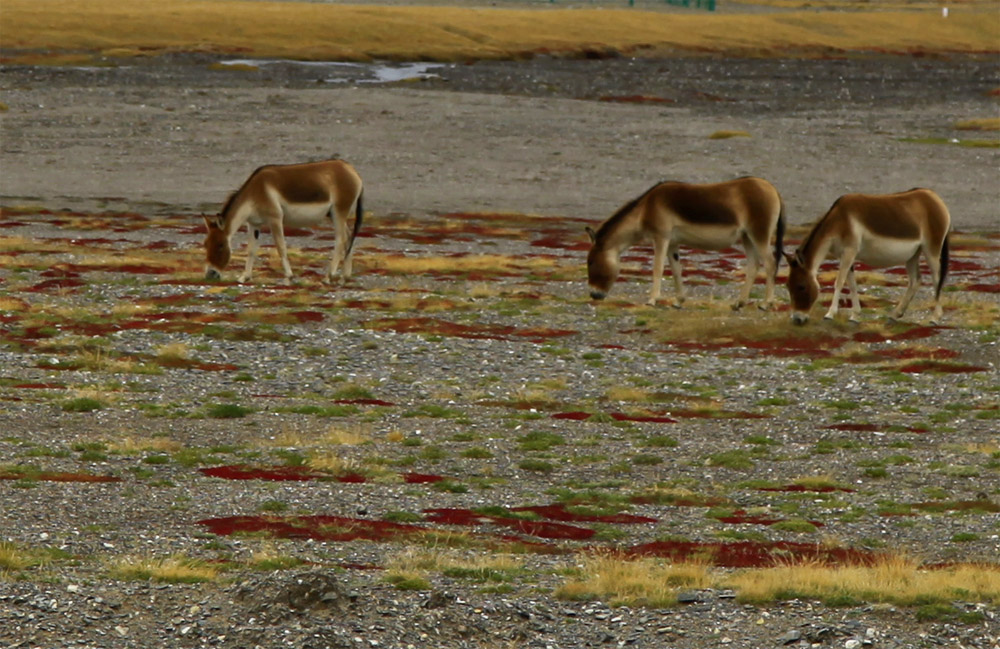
[586,177,785,308]
[203,159,364,284]
[785,188,951,325]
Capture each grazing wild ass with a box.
[586,177,785,308]
[785,188,951,325]
[203,159,364,284]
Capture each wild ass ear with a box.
[585,226,597,244]
[203,214,223,230]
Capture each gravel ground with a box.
[1,52,999,649]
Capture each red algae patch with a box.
[667,333,846,358]
[551,411,680,423]
[199,465,447,484]
[26,278,86,293]
[200,465,325,481]
[712,509,824,527]
[422,508,595,541]
[626,540,879,568]
[898,361,988,374]
[199,465,364,482]
[196,515,428,542]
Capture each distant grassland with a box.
[1,0,997,62]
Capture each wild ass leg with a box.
[648,236,668,305]
[342,202,357,280]
[760,241,777,310]
[666,241,685,307]
[925,244,944,325]
[238,228,261,283]
[846,265,861,323]
[734,234,760,310]
[889,253,922,322]
[824,249,858,321]
[324,207,346,284]
[269,218,295,284]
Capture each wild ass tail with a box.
[773,199,786,276]
[936,233,950,299]
[346,188,364,256]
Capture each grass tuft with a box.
[108,554,220,583]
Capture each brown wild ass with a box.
[785,188,951,325]
[203,159,364,284]
[586,177,785,308]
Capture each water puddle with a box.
[216,59,445,84]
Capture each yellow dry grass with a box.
[156,343,190,362]
[726,556,1000,605]
[557,553,1000,607]
[1,0,995,62]
[107,554,220,583]
[955,117,1000,131]
[266,423,372,448]
[387,547,524,574]
[104,436,183,454]
[556,554,712,606]
[0,542,35,572]
[605,385,652,402]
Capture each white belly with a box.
[279,201,334,226]
[855,237,921,268]
[671,224,741,250]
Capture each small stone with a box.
[778,630,802,645]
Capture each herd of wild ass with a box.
[203,158,952,326]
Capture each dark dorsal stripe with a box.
[271,171,334,205]
[857,195,922,240]
[662,183,738,226]
[595,181,667,242]
[798,197,841,256]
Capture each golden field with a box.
[1,0,997,61]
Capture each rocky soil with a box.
[1,52,998,649]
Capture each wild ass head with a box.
[585,225,618,300]
[203,215,231,280]
[784,250,819,325]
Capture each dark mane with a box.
[798,196,842,254]
[219,165,269,217]
[594,181,667,241]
